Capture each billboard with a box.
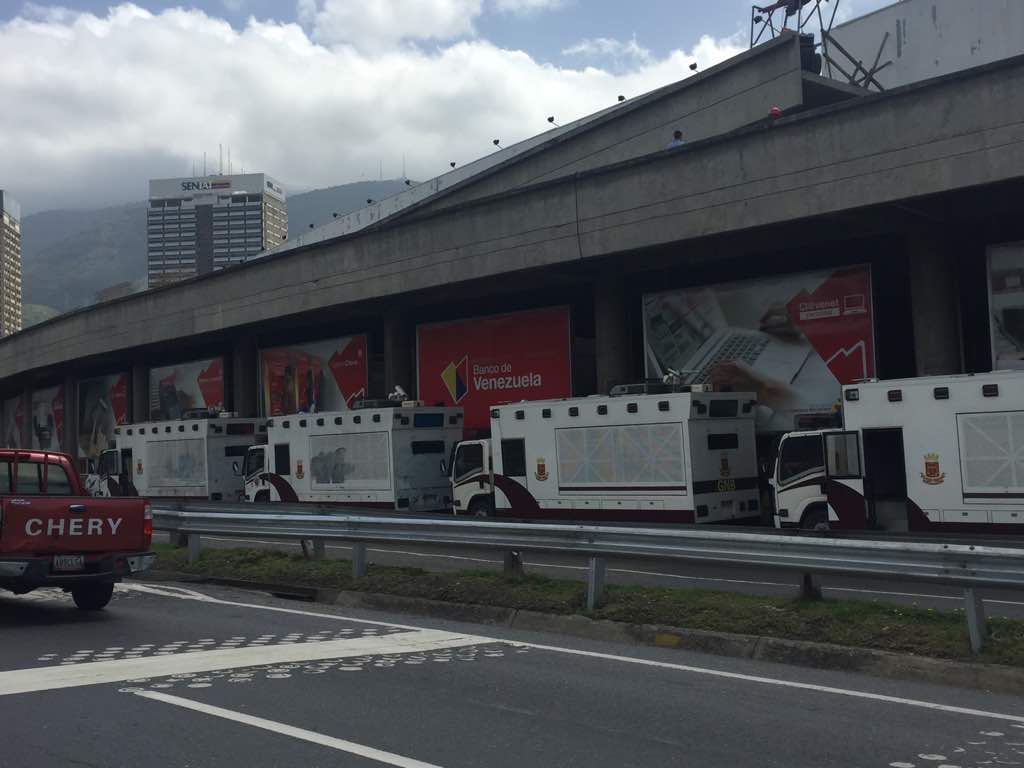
[150,358,225,421]
[644,266,875,432]
[30,385,65,452]
[78,374,129,460]
[2,395,22,448]
[417,307,572,432]
[988,243,1024,370]
[259,335,368,416]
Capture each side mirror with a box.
[87,459,96,475]
[232,461,241,476]
[440,459,448,476]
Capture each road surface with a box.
[2,580,1022,767]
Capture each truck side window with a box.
[778,436,824,484]
[454,444,483,480]
[274,444,291,476]
[45,463,73,495]
[501,439,527,477]
[98,450,119,477]
[15,461,42,494]
[244,447,265,478]
[0,461,11,492]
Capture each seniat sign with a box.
[417,307,572,432]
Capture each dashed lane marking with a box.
[0,629,485,697]
[119,583,1024,724]
[135,691,446,768]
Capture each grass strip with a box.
[149,542,1024,667]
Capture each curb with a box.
[138,570,1024,695]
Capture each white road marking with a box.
[195,536,1024,607]
[120,583,1024,723]
[135,691,445,768]
[0,629,484,697]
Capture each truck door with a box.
[772,433,826,528]
[451,441,491,516]
[119,448,138,496]
[861,428,908,532]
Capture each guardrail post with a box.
[800,572,822,600]
[586,556,607,610]
[187,534,201,565]
[964,587,988,654]
[312,539,326,560]
[351,543,367,580]
[504,550,524,578]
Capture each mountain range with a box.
[20,179,411,321]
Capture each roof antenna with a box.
[203,151,207,175]
[219,143,223,174]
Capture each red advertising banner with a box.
[150,358,226,420]
[260,335,368,416]
[78,374,129,459]
[417,307,572,432]
[644,266,875,432]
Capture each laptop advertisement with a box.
[149,358,225,420]
[417,307,572,433]
[259,335,368,416]
[77,373,128,460]
[988,243,1024,370]
[30,384,65,452]
[643,266,875,432]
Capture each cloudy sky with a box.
[1,0,892,213]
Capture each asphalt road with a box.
[168,533,1024,620]
[2,580,1024,768]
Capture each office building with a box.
[147,173,287,287]
[0,191,22,337]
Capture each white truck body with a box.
[243,403,463,512]
[773,371,1024,532]
[449,388,760,523]
[91,417,265,500]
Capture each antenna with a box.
[203,151,207,175]
[219,143,223,174]
[228,146,231,175]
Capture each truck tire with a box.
[801,506,830,532]
[255,490,270,503]
[71,583,114,611]
[468,496,494,518]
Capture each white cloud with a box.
[0,4,747,212]
[492,0,566,14]
[562,35,652,65]
[301,0,482,49]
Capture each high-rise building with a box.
[147,173,287,287]
[0,191,22,337]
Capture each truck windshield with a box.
[453,443,483,480]
[778,435,824,484]
[243,448,265,478]
[98,450,119,477]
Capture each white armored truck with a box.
[447,384,760,523]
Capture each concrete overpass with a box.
[4,33,1024,458]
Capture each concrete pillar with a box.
[908,233,962,376]
[594,272,631,395]
[231,337,259,417]
[131,364,149,422]
[62,375,78,465]
[383,316,413,399]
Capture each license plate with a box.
[53,555,84,572]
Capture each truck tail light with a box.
[143,503,153,539]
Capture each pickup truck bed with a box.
[0,450,154,609]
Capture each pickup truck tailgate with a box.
[0,497,150,554]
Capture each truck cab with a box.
[772,428,871,530]
[448,440,493,517]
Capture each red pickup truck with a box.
[0,450,154,610]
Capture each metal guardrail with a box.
[152,504,1024,654]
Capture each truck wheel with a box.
[468,497,494,518]
[71,583,114,611]
[801,507,830,532]
[255,491,270,503]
